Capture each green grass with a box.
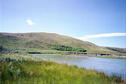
[27,51,63,54]
[27,50,126,59]
[63,54,126,59]
[0,32,119,54]
[0,53,125,84]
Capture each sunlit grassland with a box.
[0,53,125,84]
[0,32,119,54]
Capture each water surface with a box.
[31,54,126,78]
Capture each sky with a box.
[0,0,126,48]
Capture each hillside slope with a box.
[0,32,117,53]
[106,47,126,53]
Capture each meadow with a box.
[0,53,125,84]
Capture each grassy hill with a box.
[0,32,118,54]
[106,47,126,53]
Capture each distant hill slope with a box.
[0,32,118,54]
[106,47,126,53]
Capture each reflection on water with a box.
[32,54,126,78]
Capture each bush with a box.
[51,45,86,52]
[0,45,8,52]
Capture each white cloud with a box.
[78,33,126,40]
[26,19,35,26]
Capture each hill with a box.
[0,32,118,54]
[106,47,126,53]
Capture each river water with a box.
[31,54,126,78]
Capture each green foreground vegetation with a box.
[0,45,126,84]
[0,53,125,84]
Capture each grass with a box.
[27,50,126,59]
[63,54,126,59]
[0,32,118,54]
[0,53,125,84]
[27,51,63,54]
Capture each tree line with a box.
[51,45,86,52]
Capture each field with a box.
[0,53,125,84]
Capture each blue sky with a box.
[0,0,126,48]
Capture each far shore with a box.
[28,51,126,59]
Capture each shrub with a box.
[51,45,86,52]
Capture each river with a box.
[31,54,126,79]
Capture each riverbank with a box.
[0,53,125,84]
[64,54,126,59]
[27,51,126,59]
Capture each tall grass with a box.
[0,54,125,84]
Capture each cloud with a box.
[78,33,126,40]
[26,19,35,26]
